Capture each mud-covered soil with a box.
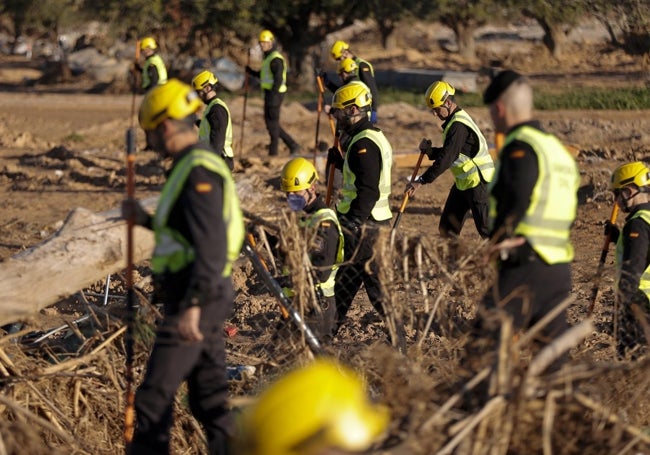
[1,22,649,454]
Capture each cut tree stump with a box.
[0,198,157,327]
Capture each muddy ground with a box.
[1,22,650,454]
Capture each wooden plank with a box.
[0,198,157,327]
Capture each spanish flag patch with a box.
[195,182,212,193]
[358,148,367,154]
[510,150,526,159]
[630,232,640,238]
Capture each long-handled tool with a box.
[313,74,325,164]
[123,40,139,451]
[242,236,322,356]
[392,151,426,231]
[587,202,619,317]
[238,49,250,158]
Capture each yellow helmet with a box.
[138,79,202,130]
[610,161,650,190]
[140,36,157,51]
[424,81,455,109]
[259,30,275,43]
[330,40,349,60]
[280,158,318,192]
[338,57,358,75]
[237,360,389,455]
[331,83,372,111]
[192,70,218,91]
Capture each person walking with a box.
[192,70,235,171]
[480,70,580,363]
[326,83,406,351]
[606,161,650,359]
[330,40,379,123]
[245,29,301,156]
[405,81,494,239]
[138,36,167,92]
[124,79,244,454]
[279,157,344,341]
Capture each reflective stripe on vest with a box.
[300,208,344,298]
[615,209,650,301]
[198,98,234,158]
[444,110,494,190]
[490,126,579,264]
[141,54,168,89]
[261,51,287,93]
[337,128,393,221]
[152,149,244,276]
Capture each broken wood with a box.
[0,198,157,327]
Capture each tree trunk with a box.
[455,22,478,61]
[0,199,157,327]
[537,18,568,60]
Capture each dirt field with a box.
[1,23,650,454]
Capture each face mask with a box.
[287,193,307,211]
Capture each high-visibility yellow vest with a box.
[444,110,494,190]
[337,128,393,222]
[615,209,650,301]
[198,98,234,159]
[141,54,167,89]
[260,50,287,93]
[490,125,579,264]
[152,149,244,276]
[300,208,344,298]
[354,57,374,77]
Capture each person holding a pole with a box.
[192,70,235,171]
[605,161,650,359]
[479,70,580,366]
[123,79,244,454]
[326,83,406,351]
[405,80,494,239]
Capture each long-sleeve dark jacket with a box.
[204,101,229,156]
[357,59,379,111]
[332,118,384,223]
[303,197,341,283]
[153,145,232,316]
[488,120,542,243]
[618,202,650,305]
[420,107,480,184]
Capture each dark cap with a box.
[483,70,523,104]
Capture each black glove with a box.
[327,146,343,168]
[604,221,620,243]
[318,71,330,86]
[340,216,362,236]
[419,138,435,159]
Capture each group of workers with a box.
[124,30,649,455]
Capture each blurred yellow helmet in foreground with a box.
[138,79,202,130]
[610,161,650,190]
[281,157,318,192]
[237,360,389,455]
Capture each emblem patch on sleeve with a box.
[195,182,212,193]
